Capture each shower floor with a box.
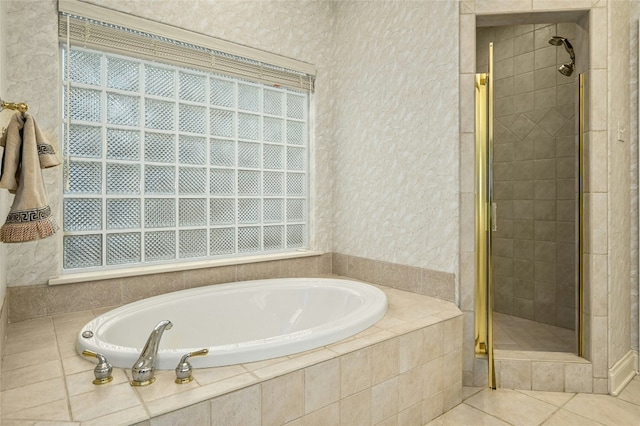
[493,312,576,353]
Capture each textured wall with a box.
[477,23,578,331]
[331,0,460,274]
[4,0,334,285]
[4,0,61,286]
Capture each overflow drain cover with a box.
[82,331,94,338]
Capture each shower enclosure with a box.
[475,23,584,388]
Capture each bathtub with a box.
[76,277,387,369]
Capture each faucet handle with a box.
[175,349,209,384]
[82,350,113,385]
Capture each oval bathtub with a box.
[76,277,387,369]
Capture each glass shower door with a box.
[475,42,496,389]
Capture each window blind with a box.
[57,3,315,92]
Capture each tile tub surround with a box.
[0,284,463,425]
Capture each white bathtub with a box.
[76,277,387,369]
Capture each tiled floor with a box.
[427,375,640,425]
[493,312,576,353]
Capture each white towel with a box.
[0,112,60,243]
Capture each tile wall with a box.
[477,23,578,330]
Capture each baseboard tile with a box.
[608,350,637,396]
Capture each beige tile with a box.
[398,368,423,411]
[304,358,340,414]
[7,286,48,323]
[341,348,372,397]
[83,406,149,426]
[398,329,425,373]
[304,402,340,426]
[1,347,60,372]
[332,253,348,276]
[62,354,94,375]
[517,389,575,407]
[192,364,246,386]
[120,272,184,304]
[3,398,71,422]
[423,357,444,398]
[252,348,336,380]
[422,391,445,424]
[496,359,532,390]
[182,265,235,289]
[371,377,398,425]
[48,281,123,316]
[426,402,510,425]
[0,359,63,391]
[340,389,371,426]
[617,376,640,405]
[443,350,463,388]
[443,316,463,354]
[134,370,197,404]
[279,256,318,278]
[564,393,640,426]
[209,384,260,426]
[465,388,557,426]
[145,373,257,418]
[371,338,398,385]
[261,371,303,426]
[542,408,604,426]
[531,362,564,392]
[443,382,463,412]
[149,401,209,426]
[235,260,281,282]
[0,377,66,416]
[564,363,592,393]
[3,330,57,357]
[398,402,422,426]
[69,382,142,421]
[65,368,129,397]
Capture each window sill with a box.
[48,250,325,286]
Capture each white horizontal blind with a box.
[62,45,309,271]
[58,12,314,92]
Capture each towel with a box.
[0,112,60,243]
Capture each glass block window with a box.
[62,45,309,271]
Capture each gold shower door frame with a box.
[475,43,496,389]
[474,42,585,389]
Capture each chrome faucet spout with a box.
[130,319,173,386]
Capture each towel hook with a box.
[0,98,28,113]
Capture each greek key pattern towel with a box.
[0,112,60,243]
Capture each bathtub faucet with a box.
[130,319,173,386]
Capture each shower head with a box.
[558,62,575,77]
[548,36,575,76]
